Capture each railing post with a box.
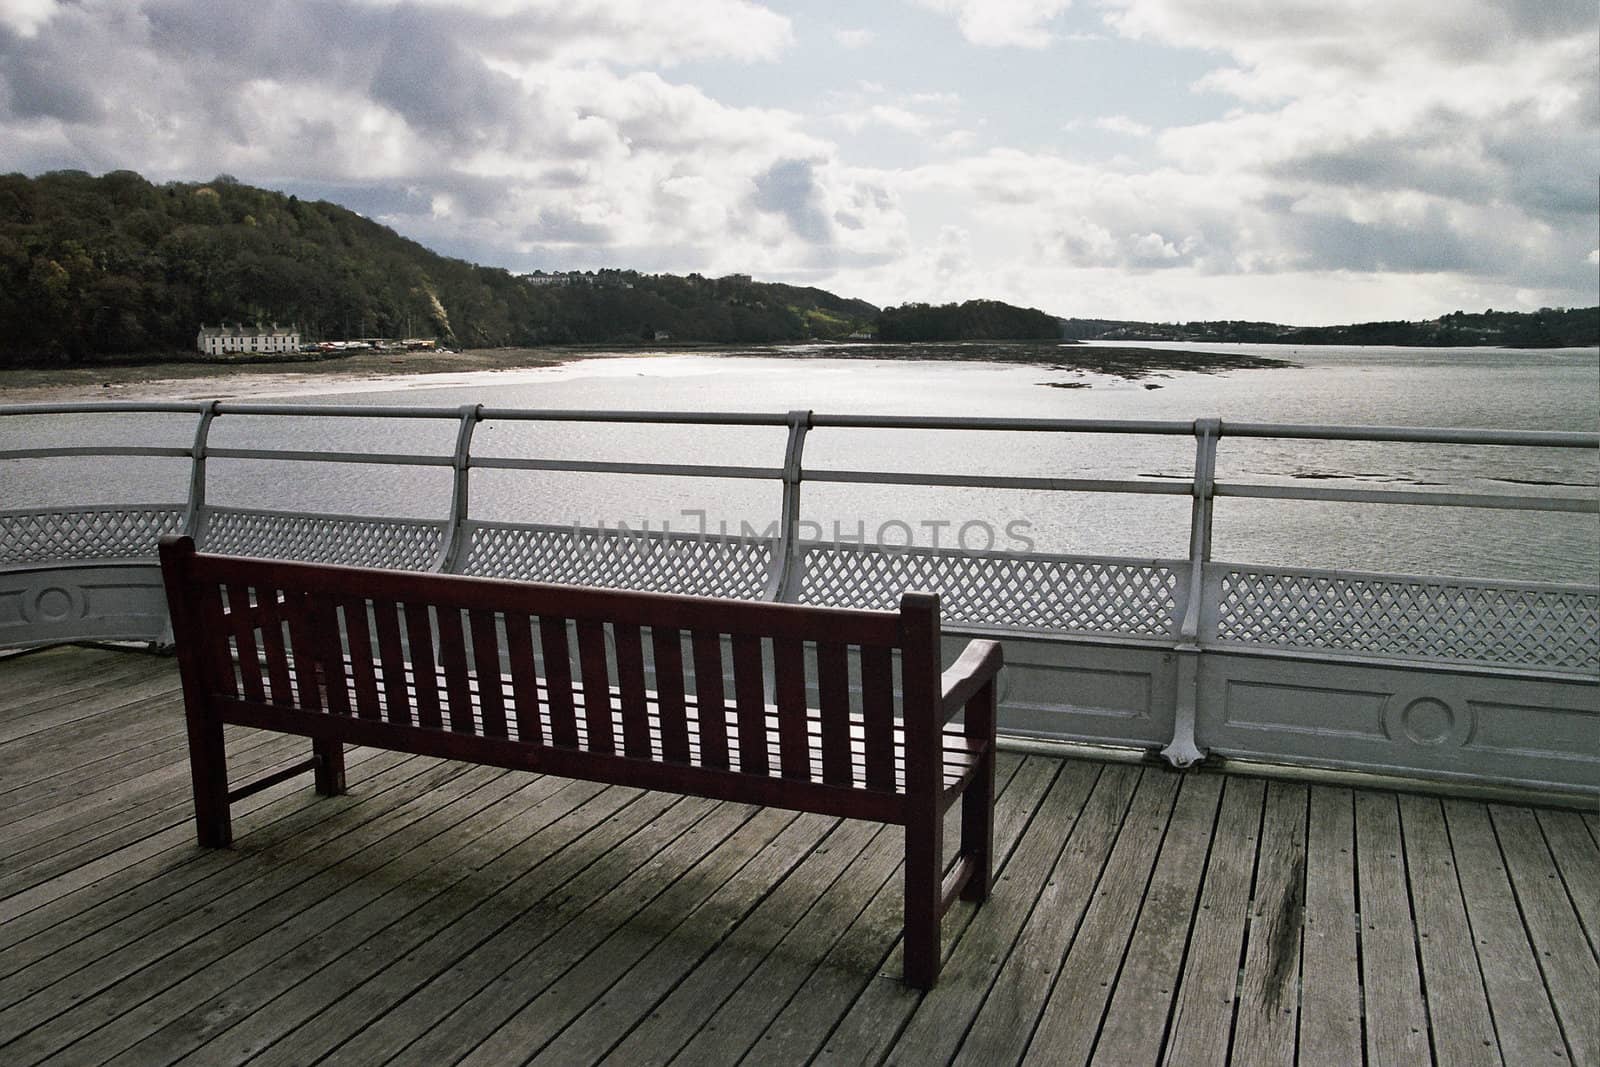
[433,404,483,573]
[180,401,221,542]
[1162,417,1219,768]
[763,409,813,602]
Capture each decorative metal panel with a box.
[0,507,184,565]
[460,521,775,600]
[197,507,443,571]
[1214,567,1600,673]
[797,545,1183,638]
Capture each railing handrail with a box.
[4,400,1596,443]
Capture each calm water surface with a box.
[7,343,1598,583]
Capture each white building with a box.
[196,322,301,356]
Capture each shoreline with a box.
[0,340,1309,404]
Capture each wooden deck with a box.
[1,645,1595,1067]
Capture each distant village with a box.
[195,323,440,357]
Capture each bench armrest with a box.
[939,639,1004,722]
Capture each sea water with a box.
[6,343,1597,583]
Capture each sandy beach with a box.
[0,347,615,404]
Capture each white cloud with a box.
[0,0,57,37]
[909,0,1075,47]
[0,0,1592,323]
[1065,115,1153,137]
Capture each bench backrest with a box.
[159,535,943,793]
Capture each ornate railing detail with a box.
[461,521,774,600]
[0,506,184,566]
[197,507,443,571]
[798,546,1183,637]
[1214,568,1600,672]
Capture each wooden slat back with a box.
[860,645,896,791]
[226,582,266,705]
[371,599,410,725]
[731,633,768,776]
[469,609,508,739]
[342,598,382,720]
[652,627,690,763]
[310,592,351,716]
[403,602,442,729]
[539,616,578,747]
[504,612,542,744]
[197,581,239,699]
[773,637,810,780]
[285,590,322,711]
[575,619,615,754]
[690,631,730,771]
[614,623,651,758]
[435,607,475,732]
[815,641,852,786]
[163,542,945,797]
[258,597,294,707]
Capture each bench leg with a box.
[186,712,232,848]
[960,679,997,903]
[313,738,346,795]
[903,803,943,990]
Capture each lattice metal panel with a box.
[797,546,1183,637]
[1215,568,1600,672]
[0,507,185,565]
[461,522,775,600]
[198,508,443,571]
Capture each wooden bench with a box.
[158,534,1002,988]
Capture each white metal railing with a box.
[3,400,1596,794]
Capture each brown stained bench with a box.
[157,534,1002,988]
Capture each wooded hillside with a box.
[0,170,878,363]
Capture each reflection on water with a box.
[3,343,1596,583]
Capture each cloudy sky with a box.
[2,0,1595,324]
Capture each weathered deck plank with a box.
[1537,807,1600,960]
[1229,780,1308,1067]
[1445,799,1572,1067]
[1399,793,1499,1067]
[1021,768,1184,1066]
[1089,773,1224,1066]
[1,646,1592,1067]
[1296,786,1362,1066]
[1492,803,1600,1065]
[1159,775,1265,1066]
[1354,789,1432,1067]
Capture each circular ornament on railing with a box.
[1383,693,1471,747]
[21,583,87,625]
